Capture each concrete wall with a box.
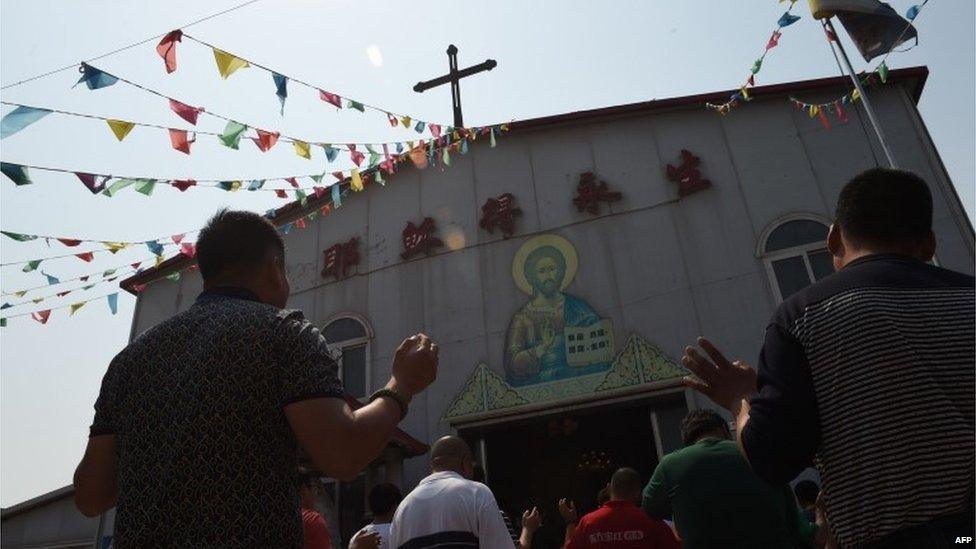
[129,79,975,489]
[1,493,98,549]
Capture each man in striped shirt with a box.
[681,169,974,548]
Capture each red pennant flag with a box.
[765,30,782,51]
[75,252,95,262]
[169,129,193,155]
[319,90,342,108]
[31,310,51,324]
[180,242,196,258]
[835,102,849,123]
[388,113,399,127]
[747,75,755,87]
[294,218,307,229]
[275,189,289,198]
[409,144,428,169]
[253,129,280,152]
[172,233,185,244]
[57,291,70,297]
[332,171,345,182]
[156,30,182,73]
[80,276,90,282]
[171,179,196,192]
[131,262,142,269]
[169,99,203,125]
[348,145,365,166]
[818,109,831,130]
[825,27,838,42]
[286,177,299,188]
[313,186,326,198]
[133,283,147,293]
[75,172,106,194]
[320,204,332,216]
[58,238,82,247]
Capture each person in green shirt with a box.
[641,410,819,549]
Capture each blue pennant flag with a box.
[272,73,288,114]
[331,183,342,208]
[42,271,59,285]
[778,12,801,27]
[1,162,31,186]
[107,293,118,315]
[906,5,920,20]
[1,106,52,139]
[323,145,339,162]
[146,240,164,256]
[281,223,293,235]
[414,121,426,133]
[75,64,118,90]
[247,179,266,191]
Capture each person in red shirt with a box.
[299,470,333,549]
[561,468,680,549]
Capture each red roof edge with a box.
[342,394,429,457]
[119,66,928,294]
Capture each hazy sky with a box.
[1,0,973,506]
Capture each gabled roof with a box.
[120,66,929,294]
[1,485,75,520]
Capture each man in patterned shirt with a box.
[72,209,439,548]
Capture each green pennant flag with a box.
[103,178,136,197]
[22,259,41,272]
[103,269,118,277]
[295,188,308,206]
[166,271,182,282]
[310,173,324,183]
[877,62,889,83]
[346,100,365,112]
[1,230,37,242]
[368,152,381,167]
[134,179,157,196]
[219,120,247,149]
[1,162,32,186]
[82,283,95,290]
[443,147,451,166]
[307,210,318,220]
[0,318,6,327]
[751,58,763,74]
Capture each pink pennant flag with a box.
[388,113,399,127]
[285,177,299,188]
[332,171,345,182]
[131,262,142,269]
[133,283,147,293]
[75,172,106,194]
[180,242,196,258]
[169,129,194,155]
[348,145,365,166]
[765,30,782,51]
[320,204,332,216]
[169,99,204,126]
[835,101,848,123]
[75,252,95,262]
[31,310,51,324]
[57,291,70,298]
[275,189,289,198]
[429,124,442,138]
[156,30,182,73]
[294,218,307,230]
[253,129,280,152]
[171,179,196,192]
[319,90,342,108]
[312,186,326,198]
[58,238,82,247]
[80,276,90,282]
[172,233,185,244]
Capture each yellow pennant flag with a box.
[14,290,27,298]
[293,140,311,160]
[32,297,44,304]
[350,168,363,191]
[809,105,819,118]
[401,115,412,128]
[69,302,86,316]
[103,241,128,254]
[850,89,861,102]
[155,255,165,268]
[107,119,135,141]
[213,48,250,79]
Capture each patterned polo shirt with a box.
[90,287,344,548]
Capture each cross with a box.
[413,45,497,128]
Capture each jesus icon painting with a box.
[504,234,614,387]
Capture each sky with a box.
[1,0,973,507]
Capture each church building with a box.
[112,65,973,547]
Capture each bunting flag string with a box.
[0,290,121,325]
[1,264,137,310]
[706,0,800,115]
[0,227,195,250]
[2,253,162,296]
[0,240,181,269]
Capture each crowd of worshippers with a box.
[72,168,974,548]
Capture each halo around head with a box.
[512,234,579,295]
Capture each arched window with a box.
[323,316,371,399]
[759,216,834,303]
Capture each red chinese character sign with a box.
[479,193,522,238]
[401,217,443,259]
[321,237,360,280]
[666,149,712,197]
[573,172,621,215]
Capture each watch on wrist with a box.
[369,388,409,420]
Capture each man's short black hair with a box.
[196,209,285,281]
[834,168,933,248]
[368,483,402,516]
[609,467,642,499]
[680,409,730,446]
[794,480,820,506]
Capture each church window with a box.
[759,215,833,303]
[323,316,371,399]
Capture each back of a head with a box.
[680,409,730,446]
[196,209,285,283]
[368,483,402,518]
[609,468,642,501]
[835,168,933,250]
[793,480,820,507]
[430,435,473,475]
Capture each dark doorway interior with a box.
[468,403,659,549]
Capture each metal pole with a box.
[825,18,897,168]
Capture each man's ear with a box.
[827,224,844,257]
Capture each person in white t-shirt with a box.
[350,483,402,549]
[389,436,515,548]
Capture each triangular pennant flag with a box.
[818,108,831,130]
[156,30,182,73]
[75,252,95,262]
[0,162,33,186]
[1,303,12,310]
[460,139,469,155]
[102,178,135,197]
[332,171,344,182]
[414,121,426,133]
[286,177,300,188]
[107,293,119,315]
[169,129,194,155]
[293,140,311,160]
[388,113,399,127]
[323,145,339,162]
[75,172,107,194]
[31,310,51,324]
[75,63,118,90]
[275,189,288,199]
[219,120,247,149]
[0,318,6,327]
[319,90,342,108]
[281,223,293,235]
[751,58,763,75]
[32,297,44,304]
[131,261,142,269]
[247,179,265,191]
[295,189,308,206]
[312,186,327,198]
[155,255,165,267]
[1,106,52,139]
[1,230,36,242]
[180,242,196,257]
[766,30,782,51]
[79,276,89,283]
[103,268,117,277]
[350,168,363,192]
[22,260,41,272]
[253,129,280,152]
[374,169,384,185]
[217,180,242,192]
[747,74,755,86]
[106,119,135,141]
[69,302,86,316]
[169,99,204,125]
[429,124,442,138]
[490,128,497,148]
[172,233,185,244]
[294,217,307,229]
[877,62,889,83]
[272,73,288,114]
[42,271,59,285]
[133,283,147,293]
[401,115,412,127]
[778,12,800,27]
[310,173,324,184]
[835,102,849,123]
[57,291,71,297]
[906,4,920,20]
[346,99,365,112]
[824,26,838,42]
[171,179,196,192]
[103,242,128,254]
[213,48,250,79]
[331,183,342,208]
[166,271,182,282]
[349,145,365,166]
[442,147,451,166]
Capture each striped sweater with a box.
[742,254,974,547]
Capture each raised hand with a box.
[391,333,439,398]
[522,506,542,532]
[350,531,381,549]
[558,498,577,524]
[681,337,757,411]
